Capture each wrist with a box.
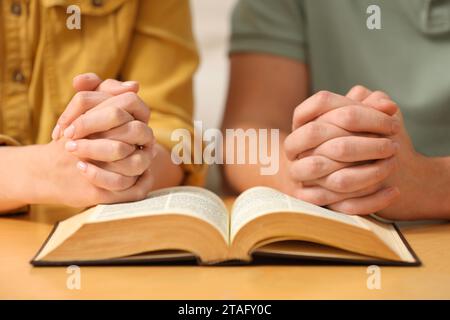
[149,143,183,189]
[272,149,296,195]
[18,144,52,204]
[0,144,43,206]
[403,154,450,220]
[425,156,450,219]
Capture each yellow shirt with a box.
[0,0,205,216]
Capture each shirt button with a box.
[91,0,103,7]
[11,2,22,16]
[12,70,25,83]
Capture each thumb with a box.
[72,73,103,91]
[96,79,139,95]
[362,92,399,116]
[366,98,399,116]
[73,73,139,96]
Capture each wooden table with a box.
[1,206,450,299]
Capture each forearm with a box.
[0,145,40,213]
[221,54,309,193]
[383,153,450,220]
[422,156,450,219]
[150,143,184,190]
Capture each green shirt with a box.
[230,0,450,156]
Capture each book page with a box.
[87,187,229,242]
[230,187,368,240]
[361,218,416,263]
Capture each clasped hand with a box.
[45,73,155,207]
[284,85,426,219]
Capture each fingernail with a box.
[122,81,138,87]
[65,140,77,152]
[83,73,96,80]
[64,125,75,138]
[51,124,60,140]
[77,161,87,172]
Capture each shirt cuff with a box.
[0,134,21,147]
[230,34,307,63]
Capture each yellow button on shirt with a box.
[0,0,205,217]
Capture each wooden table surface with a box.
[1,206,450,299]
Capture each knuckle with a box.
[293,189,307,201]
[331,173,350,191]
[130,156,142,170]
[58,113,70,126]
[135,186,148,199]
[73,91,89,107]
[103,79,116,87]
[352,85,367,93]
[146,126,154,141]
[339,203,360,215]
[110,106,125,123]
[376,116,387,131]
[304,122,325,140]
[130,154,147,173]
[314,90,331,104]
[283,135,297,160]
[349,85,368,98]
[371,90,389,100]
[382,117,395,132]
[298,189,328,206]
[111,175,130,190]
[129,120,144,135]
[373,165,384,180]
[137,103,151,122]
[333,140,351,158]
[75,140,87,154]
[339,107,359,127]
[138,122,153,142]
[292,103,300,115]
[111,141,129,158]
[122,91,138,105]
[378,139,393,156]
[143,107,151,121]
[74,117,88,136]
[86,165,98,182]
[292,105,303,128]
[310,191,329,206]
[306,157,324,175]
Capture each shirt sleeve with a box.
[119,0,206,186]
[0,134,21,146]
[230,0,308,63]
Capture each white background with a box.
[191,0,238,129]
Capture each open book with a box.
[32,186,420,266]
